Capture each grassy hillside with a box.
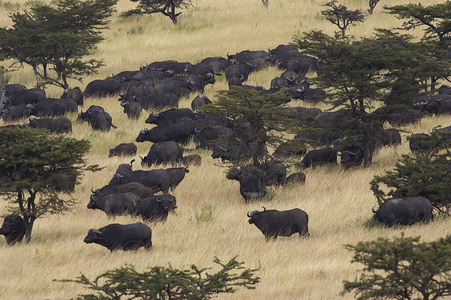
[1,0,451,299]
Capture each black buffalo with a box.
[1,105,33,122]
[91,181,154,201]
[84,222,152,251]
[112,159,135,177]
[193,125,233,149]
[200,56,230,73]
[145,108,196,125]
[83,77,121,97]
[108,143,137,157]
[140,194,177,222]
[7,88,46,106]
[211,140,266,163]
[372,196,433,227]
[247,207,309,240]
[224,64,251,82]
[78,107,116,131]
[0,215,26,245]
[137,117,195,145]
[28,98,78,117]
[226,169,267,202]
[338,146,364,169]
[87,192,141,217]
[268,44,300,66]
[109,169,171,194]
[191,95,212,112]
[140,141,184,167]
[61,87,83,106]
[28,116,72,134]
[301,148,337,169]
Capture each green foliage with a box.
[293,31,391,166]
[192,203,214,223]
[0,127,100,243]
[122,0,192,25]
[201,88,300,167]
[0,0,118,89]
[382,2,451,93]
[370,128,451,213]
[61,257,260,299]
[343,234,451,300]
[321,0,365,38]
[385,2,451,42]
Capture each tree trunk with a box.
[0,89,6,112]
[24,218,35,244]
[170,4,177,24]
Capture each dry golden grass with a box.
[1,0,451,299]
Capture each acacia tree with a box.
[321,0,365,38]
[343,234,451,300]
[122,0,192,24]
[0,127,99,243]
[367,0,380,15]
[201,88,299,168]
[370,128,451,213]
[61,257,260,299]
[293,31,395,166]
[0,0,117,89]
[383,2,451,93]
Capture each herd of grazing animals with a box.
[0,44,441,250]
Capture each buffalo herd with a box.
[0,44,443,249]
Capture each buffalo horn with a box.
[344,149,361,156]
[130,159,135,168]
[140,130,145,135]
[262,206,266,211]
[247,211,251,217]
[93,229,103,236]
[120,101,127,106]
[91,187,94,193]
[372,206,377,213]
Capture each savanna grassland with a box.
[1,0,451,299]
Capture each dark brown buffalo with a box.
[286,172,306,184]
[108,143,137,158]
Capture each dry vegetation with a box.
[1,0,451,299]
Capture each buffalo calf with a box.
[109,143,137,158]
